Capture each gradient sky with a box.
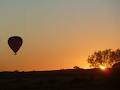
[0,0,120,71]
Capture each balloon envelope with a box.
[8,36,23,55]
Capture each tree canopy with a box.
[87,49,120,68]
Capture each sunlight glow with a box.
[99,65,106,70]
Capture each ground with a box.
[0,69,120,90]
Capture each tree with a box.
[73,66,80,70]
[87,49,120,68]
[112,62,120,73]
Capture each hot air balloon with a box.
[8,36,23,55]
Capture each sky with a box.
[0,0,120,71]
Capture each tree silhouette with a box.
[87,49,120,68]
[112,62,120,73]
[73,66,81,70]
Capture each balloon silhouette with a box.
[8,36,23,55]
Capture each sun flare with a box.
[99,65,106,70]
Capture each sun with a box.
[99,65,106,70]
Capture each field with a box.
[0,69,120,90]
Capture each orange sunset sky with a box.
[0,0,120,71]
